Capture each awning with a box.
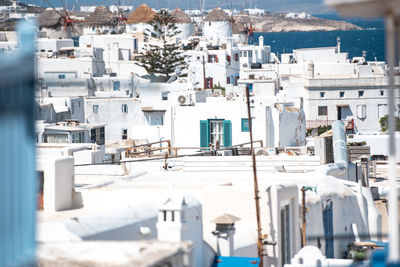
[141,107,166,112]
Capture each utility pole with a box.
[246,86,263,266]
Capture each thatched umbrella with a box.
[127,4,156,24]
[38,9,64,29]
[204,7,230,22]
[170,8,191,23]
[86,6,118,27]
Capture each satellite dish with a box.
[178,95,186,104]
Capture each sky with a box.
[22,0,334,14]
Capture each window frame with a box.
[122,129,128,140]
[121,104,128,113]
[93,105,99,114]
[318,106,328,116]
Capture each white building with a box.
[126,4,156,35]
[79,34,140,76]
[186,44,241,89]
[244,8,265,16]
[237,36,271,66]
[256,43,397,133]
[109,5,134,13]
[80,6,97,13]
[170,8,193,41]
[84,96,142,142]
[203,8,232,41]
[36,120,105,145]
[82,6,120,35]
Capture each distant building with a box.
[243,8,265,16]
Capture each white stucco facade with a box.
[203,20,232,40]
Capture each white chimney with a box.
[157,195,203,267]
[336,37,341,53]
[212,214,240,257]
[259,36,264,47]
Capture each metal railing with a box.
[125,140,265,158]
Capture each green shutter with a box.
[200,120,209,149]
[223,120,232,147]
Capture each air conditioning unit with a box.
[177,94,193,106]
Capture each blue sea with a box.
[250,15,385,61]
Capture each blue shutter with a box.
[200,120,209,149]
[223,120,232,147]
[241,118,249,132]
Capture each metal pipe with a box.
[385,14,399,263]
[246,85,263,266]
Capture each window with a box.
[248,50,253,58]
[208,54,218,63]
[99,127,105,145]
[320,92,325,98]
[378,104,388,118]
[234,53,239,61]
[318,106,328,116]
[357,105,366,119]
[90,129,96,143]
[227,77,231,84]
[122,104,128,113]
[209,22,211,26]
[71,103,74,114]
[210,120,224,147]
[205,77,213,89]
[58,74,66,79]
[247,83,253,93]
[162,91,169,101]
[339,91,345,98]
[358,90,364,97]
[113,80,120,91]
[380,90,384,96]
[226,55,231,63]
[200,120,232,148]
[72,132,84,143]
[241,118,250,132]
[122,129,128,140]
[44,134,68,143]
[144,111,164,126]
[93,105,99,113]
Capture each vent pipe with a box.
[318,121,349,177]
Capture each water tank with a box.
[250,63,262,69]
